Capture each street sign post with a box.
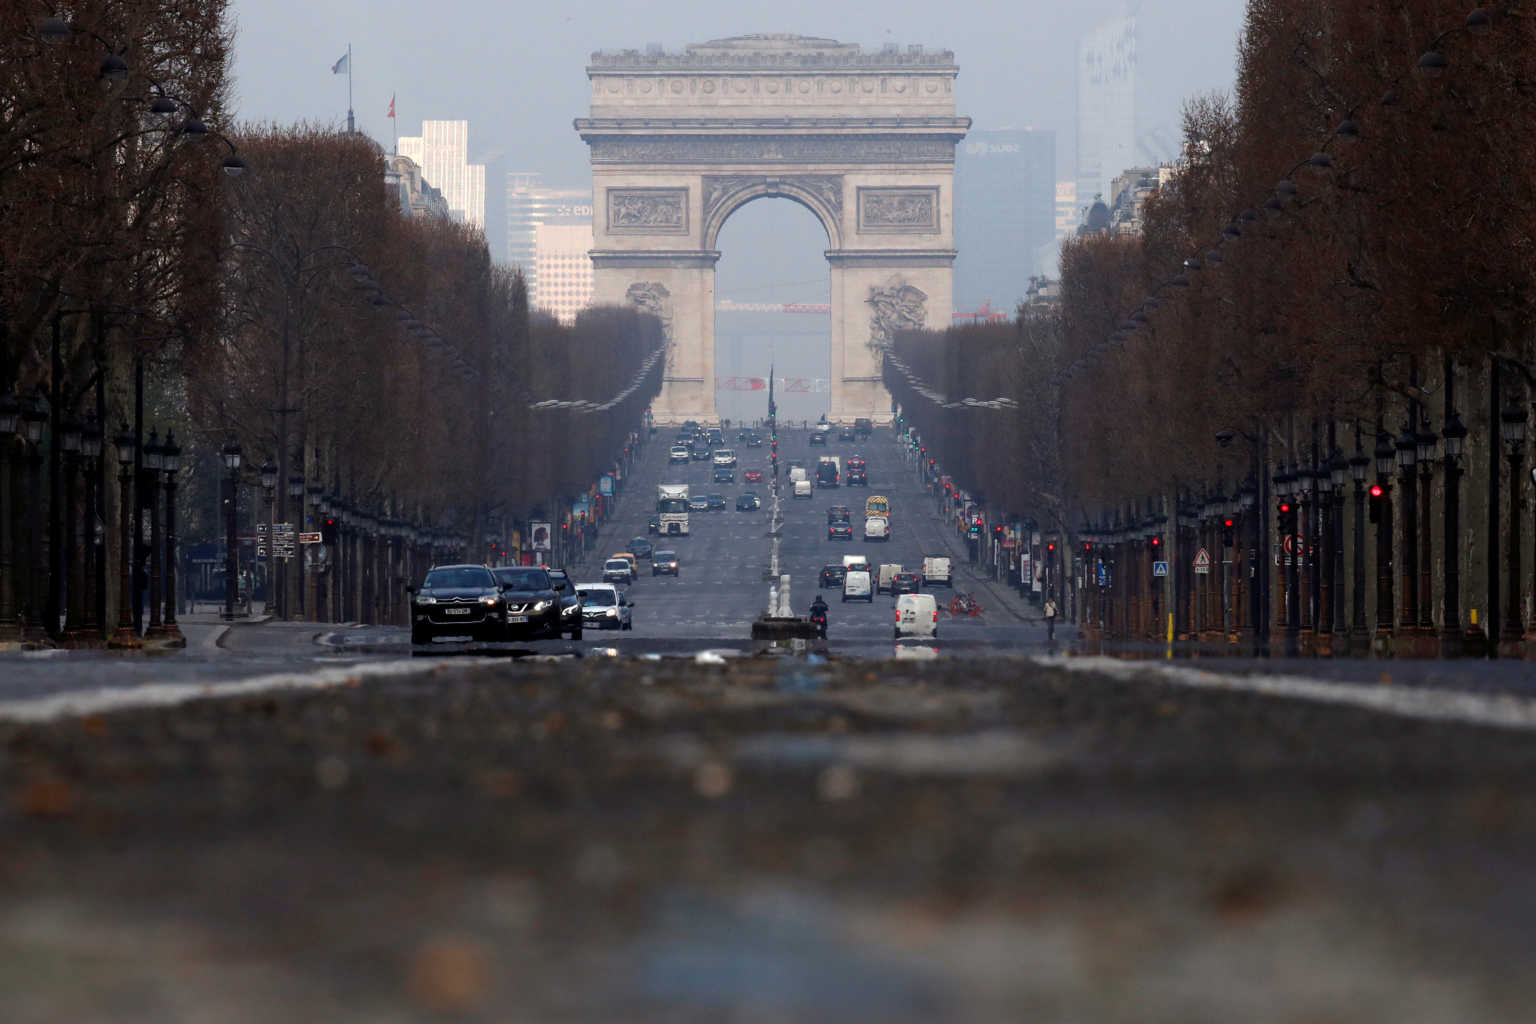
[299,531,323,544]
[273,522,296,560]
[1193,548,1212,575]
[1152,561,1169,578]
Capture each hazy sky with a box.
[229,0,1244,183]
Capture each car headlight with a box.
[482,596,499,606]
[532,600,551,612]
[415,596,437,605]
[605,608,618,617]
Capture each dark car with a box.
[827,506,851,524]
[409,564,506,645]
[808,431,828,447]
[736,492,761,511]
[838,425,855,441]
[706,493,727,511]
[629,537,654,560]
[854,417,873,438]
[846,457,868,487]
[744,433,763,448]
[713,465,735,483]
[544,568,584,636]
[648,515,661,535]
[492,566,568,640]
[819,564,847,589]
[652,549,680,576]
[691,445,712,461]
[891,572,921,595]
[828,521,853,541]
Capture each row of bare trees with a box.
[888,3,1536,654]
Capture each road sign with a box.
[1193,548,1212,575]
[1152,560,1169,577]
[299,531,323,544]
[1096,560,1110,587]
[599,474,614,496]
[272,522,296,559]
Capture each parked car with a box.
[744,469,763,483]
[408,564,505,645]
[735,492,761,511]
[706,493,728,511]
[819,564,847,589]
[652,550,680,576]
[577,583,632,631]
[602,558,635,585]
[491,566,569,640]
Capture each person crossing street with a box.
[1043,596,1057,643]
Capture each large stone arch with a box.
[576,34,970,424]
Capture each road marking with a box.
[1044,655,1536,733]
[0,658,450,724]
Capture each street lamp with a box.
[20,400,46,641]
[1416,427,1438,634]
[157,430,183,641]
[109,423,139,647]
[142,430,165,632]
[1396,424,1420,634]
[222,441,242,620]
[81,420,104,635]
[1501,401,1526,646]
[1442,410,1468,653]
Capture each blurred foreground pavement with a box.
[3,654,1536,1022]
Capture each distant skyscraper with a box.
[393,120,485,229]
[506,175,592,296]
[1076,15,1137,217]
[532,223,595,325]
[954,127,1056,313]
[1054,181,1078,241]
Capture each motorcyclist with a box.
[809,594,829,636]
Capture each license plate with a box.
[508,615,528,623]
[444,608,470,615]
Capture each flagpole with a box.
[346,42,354,133]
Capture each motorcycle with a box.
[808,603,829,639]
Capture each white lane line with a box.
[1042,655,1536,732]
[0,658,453,724]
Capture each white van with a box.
[876,563,902,594]
[842,554,871,575]
[895,593,939,638]
[921,556,952,587]
[864,516,890,542]
[842,569,873,602]
[793,479,813,500]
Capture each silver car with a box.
[576,583,632,631]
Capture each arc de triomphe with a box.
[575,34,970,424]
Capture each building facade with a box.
[394,120,485,229]
[506,176,594,295]
[531,222,596,324]
[1076,15,1137,218]
[953,127,1056,314]
[383,154,451,220]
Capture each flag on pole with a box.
[387,93,395,119]
[330,52,349,74]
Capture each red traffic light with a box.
[1150,536,1161,547]
[1279,503,1291,514]
[1047,542,1055,552]
[1369,484,1384,498]
[1223,518,1234,528]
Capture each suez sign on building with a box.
[963,142,1023,155]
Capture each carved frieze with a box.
[857,187,940,233]
[589,136,957,166]
[606,188,688,234]
[702,174,843,231]
[866,278,929,349]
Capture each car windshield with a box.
[630,539,649,548]
[604,560,629,570]
[423,567,494,589]
[493,569,550,590]
[658,499,688,513]
[655,551,677,561]
[579,589,616,606]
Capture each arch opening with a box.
[714,196,832,425]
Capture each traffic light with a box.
[1046,541,1056,553]
[1150,535,1161,549]
[1083,541,1093,555]
[1368,483,1385,523]
[1277,500,1296,533]
[1221,517,1236,547]
[321,516,337,545]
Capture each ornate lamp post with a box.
[57,418,82,637]
[159,430,184,643]
[1315,461,1333,648]
[79,419,104,639]
[0,395,19,643]
[1441,411,1467,656]
[288,474,306,619]
[221,441,242,620]
[1349,449,1370,646]
[1396,424,1419,636]
[1500,401,1527,650]
[1274,464,1299,654]
[143,430,164,633]
[260,462,276,610]
[1415,426,1437,639]
[1329,450,1348,638]
[20,402,47,643]
[110,424,140,647]
[308,484,324,621]
[1374,432,1396,641]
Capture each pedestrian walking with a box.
[1043,597,1057,643]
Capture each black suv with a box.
[543,568,584,639]
[409,564,506,644]
[819,564,847,589]
[492,566,570,640]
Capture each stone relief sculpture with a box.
[608,189,687,232]
[866,278,929,349]
[859,187,939,232]
[626,281,675,372]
